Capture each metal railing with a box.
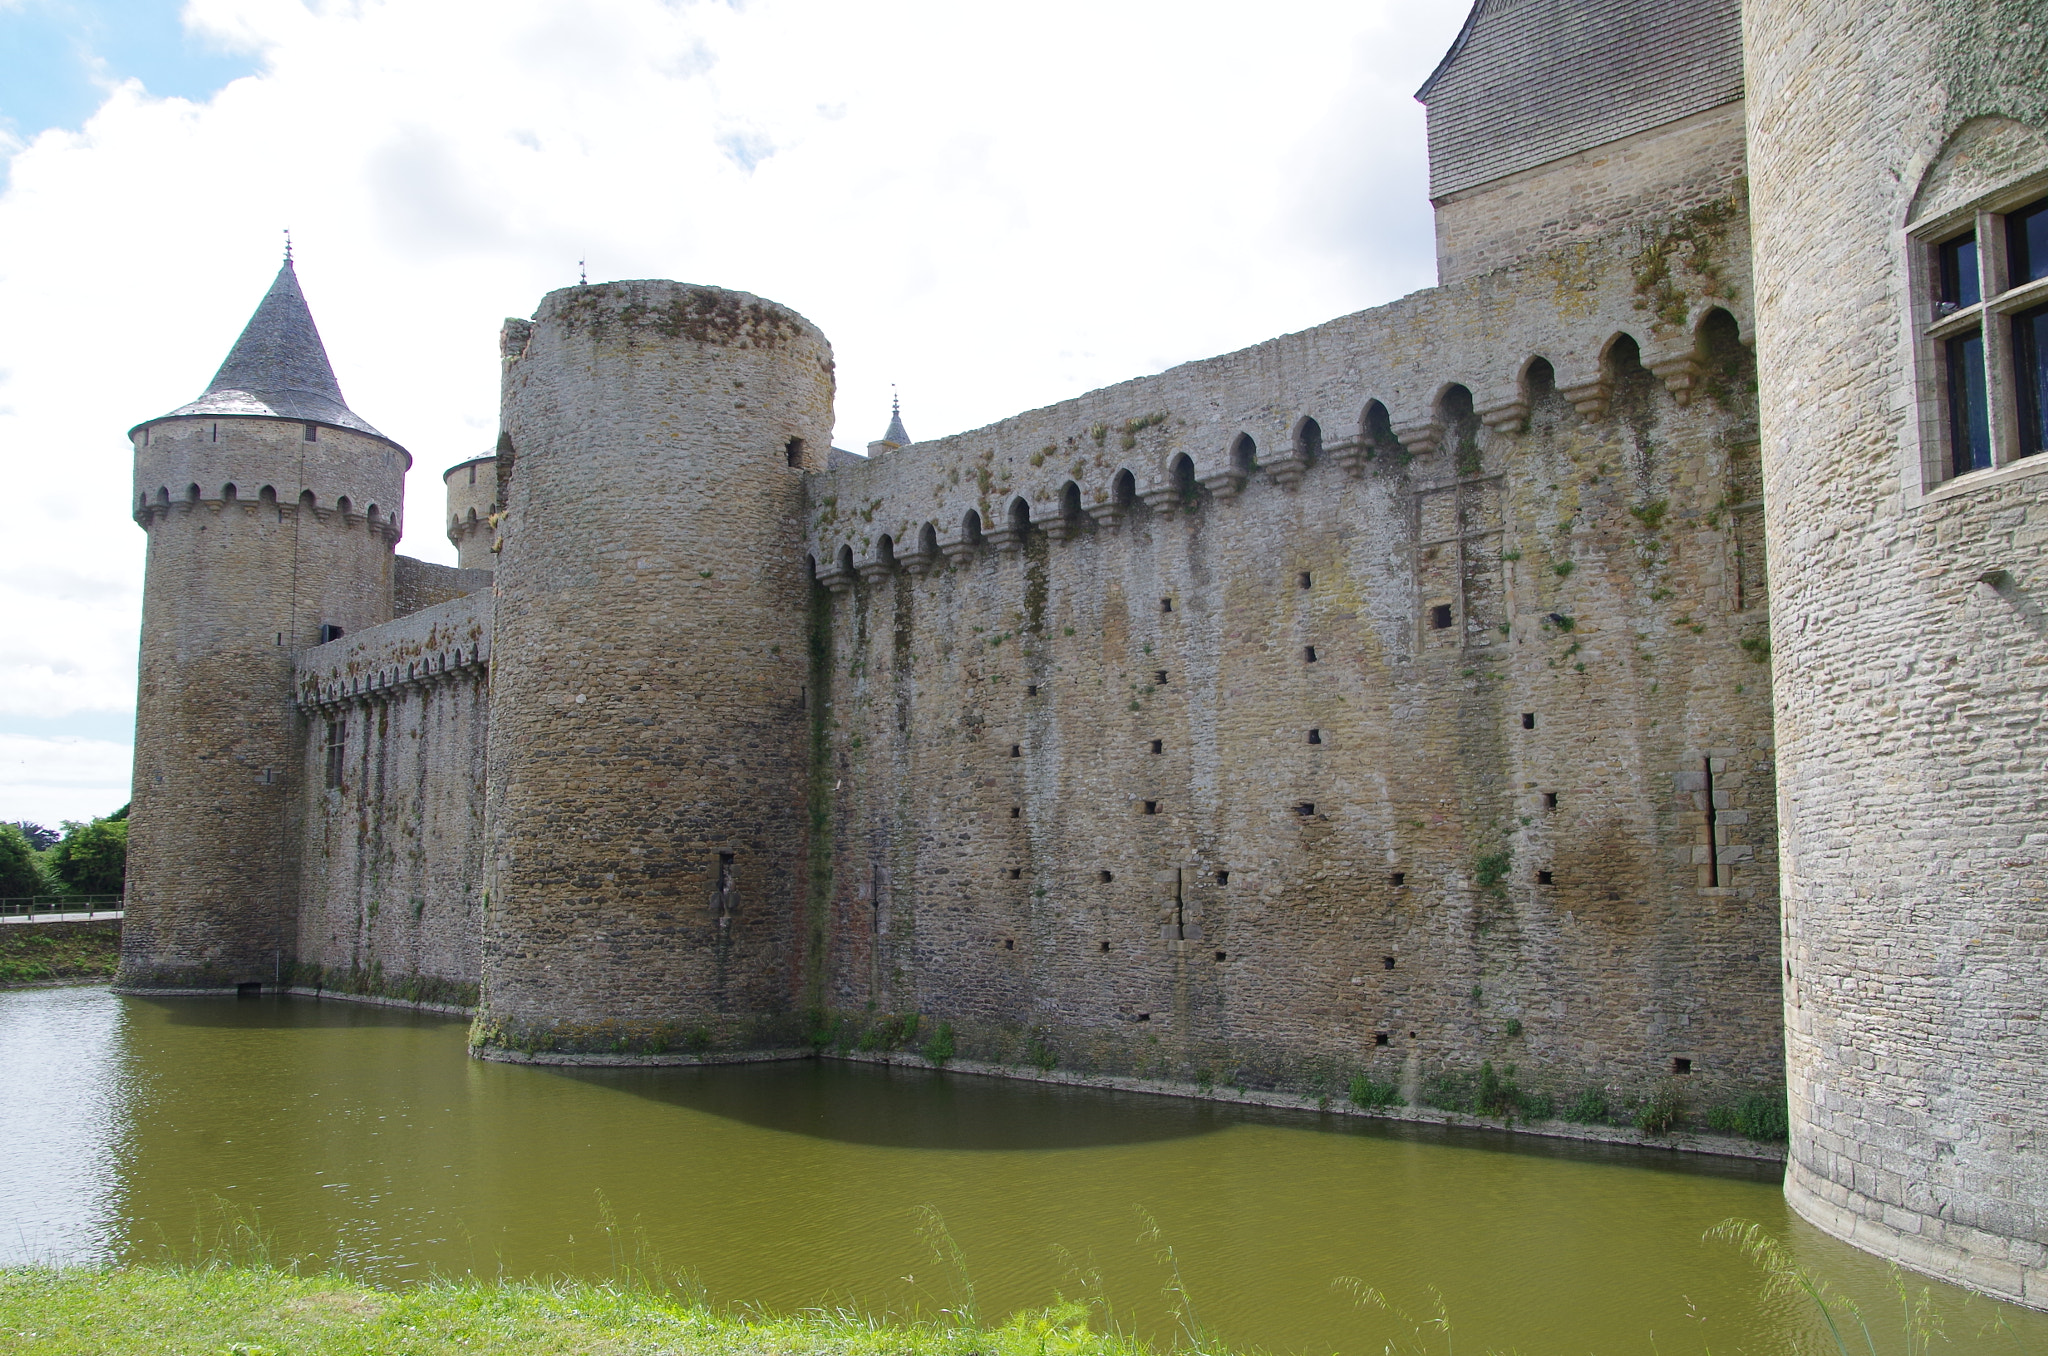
[0,895,125,920]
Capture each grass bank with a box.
[0,1266,1142,1356]
[0,921,118,986]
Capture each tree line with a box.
[0,807,128,899]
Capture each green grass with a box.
[0,1266,1152,1356]
[0,924,119,986]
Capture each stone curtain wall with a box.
[804,216,1783,1113]
[474,282,834,1058]
[123,418,405,991]
[1747,0,2048,1309]
[292,591,493,1006]
[392,555,491,619]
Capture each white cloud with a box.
[0,0,1467,825]
[0,734,131,825]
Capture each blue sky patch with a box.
[0,0,260,141]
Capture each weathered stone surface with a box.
[474,280,834,1055]
[122,416,406,991]
[1747,0,2048,1310]
[802,225,1781,1116]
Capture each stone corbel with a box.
[1043,513,1090,542]
[1479,399,1529,432]
[1261,454,1308,490]
[816,563,856,594]
[855,556,894,585]
[939,536,979,567]
[1199,469,1247,499]
[1647,351,1702,407]
[1391,418,1441,457]
[1325,436,1370,473]
[984,523,1027,553]
[898,544,938,575]
[1139,484,1183,516]
[1086,497,1127,528]
[1561,379,1612,421]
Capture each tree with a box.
[49,816,128,896]
[0,824,41,899]
[9,821,57,852]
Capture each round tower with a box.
[120,255,409,992]
[474,280,832,1057]
[1747,0,2048,1308]
[444,453,499,570]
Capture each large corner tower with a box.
[1748,0,2048,1309]
[473,281,832,1057]
[120,256,409,991]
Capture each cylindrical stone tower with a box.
[1747,0,2048,1308]
[444,453,499,570]
[120,256,408,991]
[474,280,832,1057]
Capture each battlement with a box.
[133,415,408,544]
[807,207,1751,579]
[295,589,492,711]
[443,453,501,569]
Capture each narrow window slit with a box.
[1702,756,1721,886]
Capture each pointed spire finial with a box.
[578,257,587,286]
[882,385,910,448]
[283,228,293,265]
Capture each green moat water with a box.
[3,987,2040,1353]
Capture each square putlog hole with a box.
[1430,604,1454,630]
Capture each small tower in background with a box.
[120,253,409,991]
[867,390,909,456]
[443,452,500,570]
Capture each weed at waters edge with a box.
[1349,1073,1402,1110]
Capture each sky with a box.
[0,0,1469,829]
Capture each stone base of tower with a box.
[1787,1158,2048,1311]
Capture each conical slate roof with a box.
[882,394,909,447]
[135,257,399,446]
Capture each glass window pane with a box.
[1942,234,1981,307]
[2017,305,2048,458]
[2007,197,2048,287]
[1949,331,1991,475]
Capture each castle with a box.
[117,0,2046,1310]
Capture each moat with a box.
[4,987,2040,1353]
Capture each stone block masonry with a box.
[1747,0,2048,1310]
[472,281,835,1058]
[803,205,1783,1117]
[117,0,2048,1309]
[293,592,493,1007]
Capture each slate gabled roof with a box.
[135,257,401,448]
[1415,0,1744,200]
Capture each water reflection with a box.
[2,987,2041,1355]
